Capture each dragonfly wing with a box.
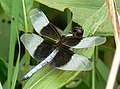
[20,33,44,58]
[20,33,55,62]
[49,46,92,71]
[71,36,106,48]
[29,8,61,41]
[50,47,73,67]
[57,54,92,71]
[29,8,49,34]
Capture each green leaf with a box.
[94,17,113,36]
[0,57,8,85]
[23,66,78,89]
[35,0,105,24]
[11,31,21,89]
[0,13,11,61]
[7,0,20,88]
[35,0,114,36]
[64,80,90,89]
[63,20,72,34]
[96,72,106,89]
[75,80,90,89]
[96,59,109,81]
[83,3,108,36]
[95,59,109,89]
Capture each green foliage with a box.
[0,58,7,84]
[0,0,33,89]
[0,13,10,61]
[0,0,119,89]
[36,0,115,36]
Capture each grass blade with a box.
[11,31,21,89]
[8,0,20,88]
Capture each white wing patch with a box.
[29,8,49,34]
[72,36,106,48]
[57,54,92,71]
[20,33,44,58]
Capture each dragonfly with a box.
[20,8,106,80]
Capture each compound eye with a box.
[74,26,84,36]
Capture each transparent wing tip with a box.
[95,36,107,46]
[83,59,92,71]
[101,36,107,44]
[29,8,42,18]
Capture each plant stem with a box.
[92,47,98,89]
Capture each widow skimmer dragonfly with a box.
[20,8,106,80]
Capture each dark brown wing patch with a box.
[41,23,61,41]
[34,41,55,62]
[50,46,74,67]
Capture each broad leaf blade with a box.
[23,48,93,89]
[83,3,108,36]
[35,0,115,36]
[23,66,83,89]
[96,60,109,89]
[96,59,109,81]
